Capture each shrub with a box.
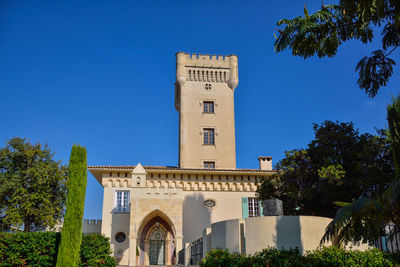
[385,252,400,267]
[0,232,116,267]
[200,247,399,267]
[305,247,394,267]
[80,234,116,266]
[199,249,246,267]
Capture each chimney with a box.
[258,156,272,171]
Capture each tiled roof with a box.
[88,165,277,184]
[88,165,276,173]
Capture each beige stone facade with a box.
[88,52,275,266]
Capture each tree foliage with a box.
[274,0,400,97]
[56,145,87,267]
[322,95,400,246]
[257,121,394,218]
[0,137,67,232]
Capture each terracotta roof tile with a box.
[88,165,276,173]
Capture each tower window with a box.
[205,83,212,90]
[203,128,215,145]
[204,161,215,169]
[203,101,214,113]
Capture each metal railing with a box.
[190,237,203,265]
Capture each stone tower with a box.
[175,52,239,169]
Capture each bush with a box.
[0,232,116,267]
[305,247,393,267]
[385,252,400,267]
[200,247,400,267]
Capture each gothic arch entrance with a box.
[138,211,176,265]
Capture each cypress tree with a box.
[56,145,87,267]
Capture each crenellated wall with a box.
[176,52,238,91]
[82,219,102,234]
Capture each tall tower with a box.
[175,52,239,169]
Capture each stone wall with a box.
[82,219,102,234]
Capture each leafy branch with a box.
[274,1,400,97]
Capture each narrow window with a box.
[248,197,260,217]
[115,191,130,212]
[203,128,215,145]
[203,101,214,113]
[204,161,215,169]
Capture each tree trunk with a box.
[24,219,31,232]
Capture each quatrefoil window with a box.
[205,83,212,90]
[203,199,216,208]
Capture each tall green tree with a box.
[322,96,400,246]
[257,121,394,218]
[274,0,399,97]
[56,145,87,267]
[0,137,67,232]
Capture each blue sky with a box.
[1,1,398,219]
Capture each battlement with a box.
[185,53,231,61]
[176,52,239,90]
[83,219,102,225]
[176,52,236,69]
[82,219,102,234]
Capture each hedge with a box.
[0,232,116,267]
[200,247,400,267]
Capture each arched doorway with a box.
[138,211,176,265]
[149,224,166,265]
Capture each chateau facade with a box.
[88,52,275,266]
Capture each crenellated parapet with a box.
[176,52,239,90]
[82,219,102,234]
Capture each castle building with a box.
[88,52,275,266]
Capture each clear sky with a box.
[1,1,398,219]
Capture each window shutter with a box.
[259,200,264,217]
[242,197,249,219]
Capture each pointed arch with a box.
[137,209,177,265]
[137,209,176,239]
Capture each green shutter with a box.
[259,200,264,217]
[242,197,249,219]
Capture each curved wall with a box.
[244,216,333,254]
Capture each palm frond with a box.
[321,197,384,246]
